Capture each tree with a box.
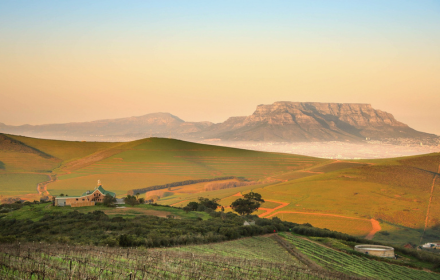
[103,194,116,207]
[186,201,199,211]
[198,197,220,210]
[243,192,264,203]
[230,192,264,216]
[124,195,139,207]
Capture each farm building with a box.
[54,181,115,207]
[422,243,440,249]
[354,245,395,258]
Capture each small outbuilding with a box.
[354,245,394,258]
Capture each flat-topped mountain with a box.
[199,102,433,142]
[0,102,437,143]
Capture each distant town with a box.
[201,138,440,159]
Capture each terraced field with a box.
[0,238,344,280]
[281,233,439,280]
[167,235,302,264]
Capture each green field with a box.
[1,134,324,198]
[0,173,49,196]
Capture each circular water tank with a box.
[354,245,394,258]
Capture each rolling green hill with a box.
[1,133,439,245]
[0,133,324,197]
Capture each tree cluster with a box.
[230,192,265,216]
[124,194,145,207]
[183,197,220,212]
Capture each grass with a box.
[238,154,440,244]
[7,134,117,161]
[0,173,49,196]
[0,151,60,172]
[309,161,365,173]
[270,213,373,237]
[43,137,324,197]
[3,202,210,221]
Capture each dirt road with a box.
[420,164,440,243]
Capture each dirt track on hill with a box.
[365,219,381,240]
[420,163,440,243]
[258,200,289,218]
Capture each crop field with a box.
[0,241,348,280]
[268,213,373,237]
[166,235,302,264]
[281,233,439,280]
[0,173,49,196]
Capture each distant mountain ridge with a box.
[0,102,437,143]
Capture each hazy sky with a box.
[1,1,439,134]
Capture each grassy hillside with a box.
[154,152,440,245]
[1,133,440,245]
[1,134,324,197]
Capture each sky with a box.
[0,0,439,134]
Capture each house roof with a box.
[81,185,116,197]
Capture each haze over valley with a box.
[1,101,438,159]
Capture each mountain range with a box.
[0,102,438,143]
